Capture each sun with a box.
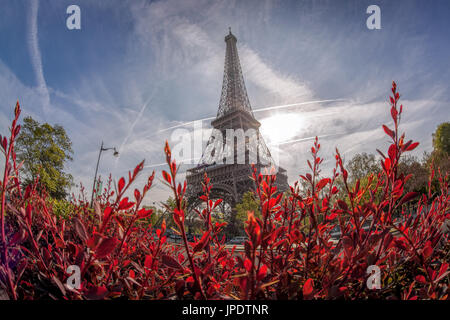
[259,113,304,144]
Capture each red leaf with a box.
[244,259,252,273]
[103,207,112,224]
[173,208,184,222]
[405,142,419,151]
[389,96,395,105]
[162,254,183,270]
[25,204,32,225]
[415,275,426,284]
[303,278,314,297]
[133,161,144,178]
[331,186,339,194]
[388,144,397,161]
[73,217,88,242]
[193,230,211,253]
[384,158,391,171]
[162,170,172,184]
[96,237,118,259]
[257,265,268,281]
[137,208,152,219]
[316,178,330,191]
[14,125,21,137]
[118,177,125,194]
[161,219,166,235]
[87,232,102,250]
[376,148,386,159]
[55,238,66,249]
[422,243,433,260]
[399,192,419,205]
[435,263,449,282]
[118,197,134,211]
[213,199,223,209]
[327,212,337,220]
[15,100,21,117]
[134,189,141,202]
[170,161,177,176]
[391,106,398,121]
[85,285,108,300]
[337,200,348,211]
[382,125,395,139]
[0,136,6,151]
[394,239,408,251]
[144,255,153,269]
[52,275,66,296]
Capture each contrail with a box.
[156,117,214,134]
[270,133,346,146]
[253,99,345,113]
[114,93,157,169]
[156,98,345,134]
[114,81,166,168]
[128,157,202,171]
[28,0,50,115]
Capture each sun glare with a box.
[260,113,304,144]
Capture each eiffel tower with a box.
[186,29,288,223]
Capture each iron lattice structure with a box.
[186,30,289,217]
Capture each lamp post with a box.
[153,201,168,228]
[90,141,119,207]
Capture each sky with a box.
[0,0,449,206]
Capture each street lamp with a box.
[153,201,171,228]
[90,141,119,207]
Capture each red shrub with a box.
[0,82,448,300]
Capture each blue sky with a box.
[0,0,449,204]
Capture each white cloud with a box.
[241,46,314,104]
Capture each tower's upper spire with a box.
[217,30,253,118]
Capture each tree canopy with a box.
[428,122,450,178]
[234,191,260,235]
[432,122,450,155]
[15,116,73,199]
[346,152,380,183]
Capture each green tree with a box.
[432,122,450,155]
[335,152,381,202]
[158,197,198,233]
[424,122,450,195]
[398,154,429,194]
[15,116,73,199]
[234,191,260,235]
[346,152,380,183]
[141,204,160,227]
[430,122,450,175]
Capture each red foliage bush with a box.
[0,82,448,300]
